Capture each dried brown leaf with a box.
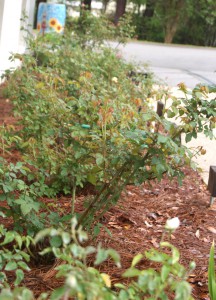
[207,226,216,234]
[195,229,200,239]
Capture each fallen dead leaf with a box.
[172,207,179,210]
[188,277,197,283]
[137,227,146,232]
[151,238,159,248]
[124,225,131,230]
[195,229,200,239]
[207,226,216,234]
[127,191,135,196]
[202,237,209,243]
[144,220,153,227]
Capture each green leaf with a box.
[114,283,125,289]
[131,253,143,267]
[17,261,30,271]
[85,246,96,256]
[185,133,192,143]
[15,235,23,249]
[62,232,71,245]
[161,242,180,264]
[5,261,17,271]
[1,232,15,245]
[0,211,6,218]
[70,244,81,258]
[172,247,180,265]
[18,250,30,262]
[2,184,14,193]
[14,269,24,286]
[39,247,52,256]
[0,272,7,282]
[93,224,101,237]
[34,228,52,244]
[174,281,192,300]
[2,252,12,260]
[17,180,26,191]
[122,267,141,277]
[95,153,104,166]
[87,173,97,185]
[50,286,67,300]
[95,248,108,265]
[119,290,129,299]
[142,113,153,121]
[157,135,169,144]
[12,253,23,260]
[0,195,6,202]
[107,249,121,268]
[16,196,40,216]
[18,289,34,300]
[167,110,176,118]
[20,204,32,216]
[55,264,73,277]
[78,230,88,243]
[161,265,170,282]
[50,236,62,248]
[145,249,166,263]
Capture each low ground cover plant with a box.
[0,218,195,299]
[0,13,215,298]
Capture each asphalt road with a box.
[110,41,216,88]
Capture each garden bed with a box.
[0,85,214,299]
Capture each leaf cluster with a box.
[0,217,31,289]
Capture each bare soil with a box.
[0,85,215,299]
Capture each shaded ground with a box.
[0,86,215,299]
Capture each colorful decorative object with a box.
[37,3,66,34]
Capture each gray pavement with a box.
[110,41,216,185]
[110,41,216,88]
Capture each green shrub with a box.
[2,29,215,232]
[0,156,59,235]
[66,12,135,48]
[1,13,215,234]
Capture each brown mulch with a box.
[0,85,215,299]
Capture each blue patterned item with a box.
[37,3,66,34]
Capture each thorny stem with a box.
[26,244,37,259]
[1,125,5,158]
[72,177,76,215]
[80,150,152,228]
[77,160,129,227]
[102,120,107,180]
